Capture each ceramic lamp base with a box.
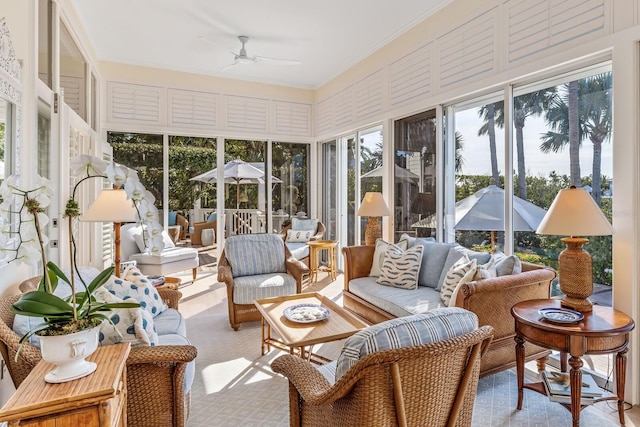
[558,237,593,313]
[364,217,381,246]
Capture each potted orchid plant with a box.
[0,155,165,382]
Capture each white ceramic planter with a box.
[38,325,100,383]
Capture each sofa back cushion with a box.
[225,233,287,277]
[492,251,523,276]
[335,308,478,379]
[121,224,143,261]
[408,240,455,288]
[291,217,318,232]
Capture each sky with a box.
[455,108,613,179]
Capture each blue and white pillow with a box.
[94,287,159,347]
[104,269,168,317]
[291,217,318,232]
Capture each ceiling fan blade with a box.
[254,56,301,65]
[220,61,239,71]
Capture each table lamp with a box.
[536,186,612,312]
[81,188,138,277]
[357,192,390,246]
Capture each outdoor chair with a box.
[280,219,325,266]
[217,233,309,330]
[272,308,494,427]
[0,284,197,427]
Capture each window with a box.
[60,21,87,120]
[513,66,613,293]
[273,142,309,231]
[393,111,437,242]
[38,0,52,89]
[108,132,164,210]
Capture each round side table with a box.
[307,240,338,283]
[511,299,635,426]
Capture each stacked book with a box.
[147,275,166,287]
[541,371,603,405]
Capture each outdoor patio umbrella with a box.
[361,164,420,183]
[454,184,548,251]
[190,158,282,210]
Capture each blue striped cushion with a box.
[335,308,478,379]
[225,234,287,277]
[232,273,297,304]
[375,244,423,290]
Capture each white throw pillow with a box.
[473,258,497,281]
[375,244,424,290]
[369,239,409,277]
[286,229,315,243]
[440,255,477,306]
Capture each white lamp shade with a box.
[536,187,612,236]
[80,189,138,223]
[357,192,390,217]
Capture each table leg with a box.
[330,247,336,281]
[515,334,525,410]
[260,317,266,355]
[616,348,628,425]
[310,246,317,283]
[568,355,584,427]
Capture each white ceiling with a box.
[70,0,453,89]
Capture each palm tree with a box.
[540,73,612,204]
[478,101,504,185]
[513,90,556,199]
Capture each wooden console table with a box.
[511,299,635,426]
[0,343,131,426]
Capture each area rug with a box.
[181,279,621,426]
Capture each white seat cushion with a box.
[129,247,198,265]
[286,242,309,260]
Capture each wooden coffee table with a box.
[255,292,368,363]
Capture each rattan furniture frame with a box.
[0,286,196,427]
[272,325,494,427]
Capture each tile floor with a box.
[171,263,639,427]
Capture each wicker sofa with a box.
[341,243,556,377]
[0,276,197,427]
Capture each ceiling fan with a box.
[226,35,301,68]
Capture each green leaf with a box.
[87,266,115,294]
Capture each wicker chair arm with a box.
[217,263,233,284]
[286,256,310,281]
[271,355,352,405]
[157,288,182,310]
[128,345,197,365]
[342,245,376,284]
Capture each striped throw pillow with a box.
[375,244,423,290]
[335,308,479,379]
[440,255,477,306]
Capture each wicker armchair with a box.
[218,233,309,330]
[191,219,217,246]
[0,286,196,427]
[272,323,494,427]
[280,221,326,266]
